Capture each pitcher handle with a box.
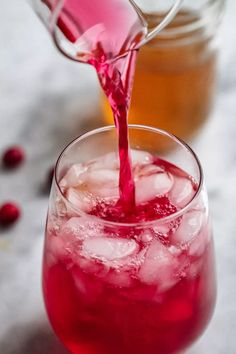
[134,0,184,49]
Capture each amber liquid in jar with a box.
[102,10,217,141]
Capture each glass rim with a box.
[55,125,203,228]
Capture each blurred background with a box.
[0,0,236,353]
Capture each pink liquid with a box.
[48,0,147,208]
[43,154,216,354]
[94,51,137,209]
[44,244,215,354]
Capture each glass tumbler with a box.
[43,125,216,354]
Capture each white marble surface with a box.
[0,1,236,353]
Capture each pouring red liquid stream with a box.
[48,0,146,208]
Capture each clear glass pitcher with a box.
[28,0,183,62]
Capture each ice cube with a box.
[153,222,171,236]
[72,271,87,295]
[54,218,86,260]
[135,163,164,179]
[172,210,203,245]
[80,168,118,186]
[131,149,153,166]
[189,232,206,257]
[189,220,210,257]
[60,217,84,239]
[60,217,105,243]
[78,256,110,277]
[66,187,94,212]
[82,237,138,261]
[96,186,119,200]
[169,176,195,208]
[139,231,153,243]
[71,266,103,304]
[88,152,119,171]
[78,168,119,200]
[139,240,178,291]
[60,164,87,189]
[87,150,152,172]
[168,245,182,256]
[188,259,203,278]
[54,195,68,218]
[135,172,173,204]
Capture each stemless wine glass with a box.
[43,125,216,354]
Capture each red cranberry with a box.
[0,202,21,227]
[2,146,25,169]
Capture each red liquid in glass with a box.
[43,154,216,354]
[43,245,215,354]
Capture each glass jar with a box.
[102,0,225,141]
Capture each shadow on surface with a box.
[1,321,69,354]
